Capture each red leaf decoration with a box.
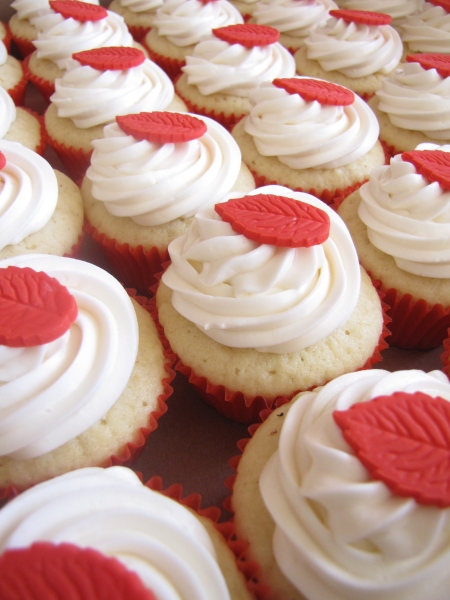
[329,9,392,26]
[273,78,355,106]
[406,53,450,78]
[0,152,5,170]
[116,111,207,143]
[0,543,156,600]
[402,149,450,190]
[215,194,330,247]
[333,391,450,507]
[0,266,78,347]
[49,1,108,21]
[73,47,145,71]
[212,24,280,47]
[429,0,450,13]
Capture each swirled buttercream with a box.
[33,8,134,69]
[0,254,139,459]
[0,140,58,251]
[252,0,338,38]
[358,143,450,278]
[0,466,231,600]
[260,367,450,600]
[375,61,450,140]
[401,2,450,54]
[162,185,360,353]
[153,0,243,47]
[243,78,379,169]
[11,0,99,23]
[86,114,242,225]
[50,56,174,128]
[182,34,296,96]
[0,88,16,140]
[117,0,163,12]
[337,0,424,23]
[304,14,403,78]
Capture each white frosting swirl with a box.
[375,61,450,140]
[33,8,134,70]
[358,142,450,278]
[244,78,380,169]
[337,0,424,22]
[0,466,231,600]
[0,254,138,460]
[117,0,163,12]
[0,140,58,251]
[252,0,338,38]
[50,56,174,129]
[162,185,360,353]
[304,14,403,78]
[0,89,16,140]
[87,114,242,225]
[11,0,99,23]
[182,34,296,96]
[260,368,450,600]
[153,0,243,47]
[401,2,450,54]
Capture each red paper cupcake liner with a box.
[46,134,92,183]
[20,106,47,155]
[1,21,12,53]
[23,54,55,105]
[0,291,176,502]
[142,43,185,80]
[10,32,35,59]
[380,138,398,162]
[441,331,450,378]
[6,70,28,106]
[128,24,152,43]
[370,275,450,350]
[84,220,170,297]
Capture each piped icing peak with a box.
[406,53,450,78]
[214,193,330,247]
[116,111,207,143]
[212,23,280,47]
[49,0,108,21]
[273,77,355,105]
[401,148,450,190]
[329,8,392,25]
[0,266,78,347]
[72,46,146,70]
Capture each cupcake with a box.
[0,21,12,54]
[0,37,28,105]
[108,0,163,42]
[142,0,244,80]
[232,76,385,206]
[8,0,101,59]
[338,142,450,350]
[24,0,136,103]
[44,45,185,182]
[230,367,450,600]
[400,0,450,55]
[333,0,424,28]
[0,254,173,495]
[175,23,296,130]
[0,140,83,261]
[250,0,338,54]
[156,185,388,424]
[368,53,450,158]
[294,9,403,100]
[0,466,253,599]
[82,110,255,295]
[0,87,45,156]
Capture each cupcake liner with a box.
[46,134,92,183]
[22,54,54,105]
[142,43,185,80]
[84,220,170,297]
[127,24,152,43]
[1,22,12,53]
[441,331,450,378]
[371,275,450,350]
[64,231,85,259]
[9,30,35,59]
[20,106,47,155]
[379,138,398,162]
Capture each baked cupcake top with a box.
[162,184,361,353]
[87,111,243,225]
[358,142,450,278]
[0,89,17,139]
[50,46,175,129]
[400,0,450,54]
[181,23,296,96]
[0,141,59,251]
[0,254,139,460]
[242,77,379,169]
[375,53,450,140]
[32,0,134,70]
[152,0,244,48]
[260,366,450,600]
[112,0,163,14]
[0,466,232,599]
[303,9,403,78]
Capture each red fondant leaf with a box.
[406,53,450,78]
[273,77,354,106]
[0,543,156,600]
[0,152,5,170]
[333,392,450,507]
[215,194,330,247]
[402,149,450,190]
[0,266,78,347]
[212,24,280,47]
[329,9,392,26]
[73,47,145,70]
[429,0,450,13]
[49,1,108,22]
[116,111,207,143]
